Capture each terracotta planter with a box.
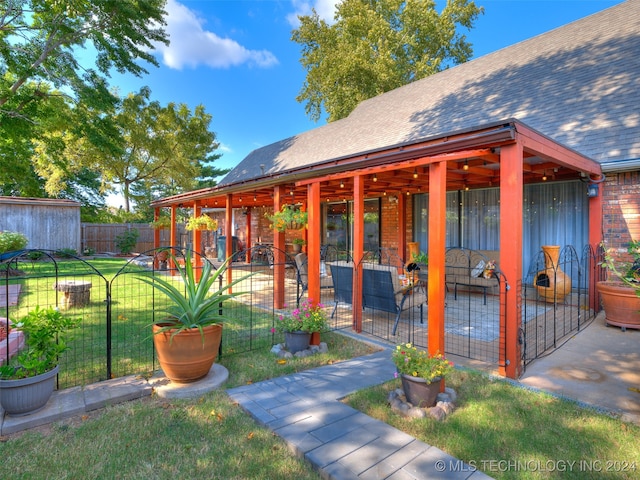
[596,281,640,330]
[534,245,572,303]
[284,331,310,354]
[152,324,223,383]
[309,331,321,346]
[401,374,441,408]
[0,365,58,416]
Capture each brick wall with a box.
[602,170,640,261]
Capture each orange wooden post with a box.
[225,194,233,289]
[588,183,603,307]
[499,143,524,379]
[352,175,364,332]
[427,161,446,358]
[307,182,321,305]
[193,203,203,280]
[169,206,177,272]
[153,207,160,250]
[273,186,286,309]
[245,207,252,264]
[398,192,407,263]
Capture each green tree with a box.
[0,0,168,200]
[0,0,167,118]
[92,88,225,212]
[292,0,483,122]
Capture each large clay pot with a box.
[0,365,58,416]
[152,324,222,383]
[401,374,441,408]
[596,281,640,330]
[534,245,572,303]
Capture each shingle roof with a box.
[221,0,639,187]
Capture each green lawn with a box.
[0,332,377,479]
[344,368,640,480]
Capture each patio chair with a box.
[295,252,333,302]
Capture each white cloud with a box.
[287,0,341,27]
[157,0,278,70]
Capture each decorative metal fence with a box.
[521,244,604,368]
[0,243,605,391]
[0,247,304,390]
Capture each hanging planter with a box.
[266,205,308,232]
[150,216,171,230]
[186,214,218,231]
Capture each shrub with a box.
[114,229,139,254]
[0,231,28,254]
[55,248,78,258]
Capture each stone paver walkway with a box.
[228,349,489,479]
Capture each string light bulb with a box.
[373,174,377,182]
[463,161,469,171]
[413,168,418,179]
[340,180,344,188]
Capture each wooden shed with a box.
[0,197,81,252]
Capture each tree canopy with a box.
[97,88,225,212]
[0,0,168,118]
[292,0,483,122]
[0,0,168,207]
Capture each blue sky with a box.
[108,0,622,195]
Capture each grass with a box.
[0,332,378,479]
[3,256,303,388]
[344,368,640,480]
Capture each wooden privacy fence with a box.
[81,224,174,254]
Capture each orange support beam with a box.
[352,175,364,332]
[428,161,447,357]
[225,194,233,288]
[192,203,203,280]
[307,182,321,305]
[169,206,177,272]
[398,192,407,263]
[588,184,603,306]
[499,142,524,379]
[245,207,252,264]
[273,186,286,309]
[153,207,160,250]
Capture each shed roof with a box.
[220,0,639,188]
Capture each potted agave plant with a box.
[138,253,252,383]
[0,306,79,415]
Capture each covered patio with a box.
[152,119,603,379]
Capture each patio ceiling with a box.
[152,121,601,211]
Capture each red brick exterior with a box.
[602,171,640,262]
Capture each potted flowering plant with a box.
[272,299,328,353]
[150,215,171,230]
[185,214,218,231]
[392,343,453,408]
[266,205,307,232]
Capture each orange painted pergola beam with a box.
[295,149,494,186]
